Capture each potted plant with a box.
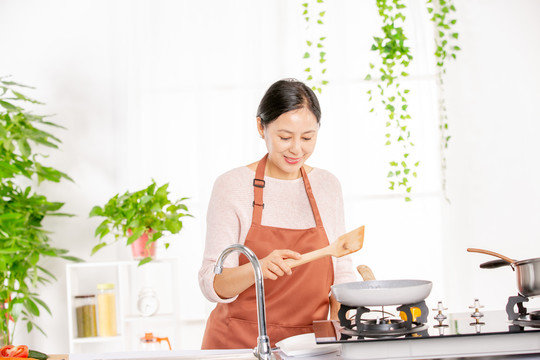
[0,76,82,345]
[89,180,192,266]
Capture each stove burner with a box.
[506,294,528,321]
[340,321,429,339]
[529,311,540,321]
[505,294,540,329]
[360,318,407,332]
[337,301,430,339]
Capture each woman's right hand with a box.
[214,249,302,299]
[259,249,301,280]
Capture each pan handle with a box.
[480,259,513,269]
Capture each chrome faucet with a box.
[214,244,276,360]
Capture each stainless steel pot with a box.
[468,248,540,298]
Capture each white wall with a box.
[442,0,540,311]
[1,0,539,353]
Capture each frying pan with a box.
[330,265,433,307]
[467,248,540,298]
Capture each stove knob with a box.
[432,301,448,312]
[433,301,449,331]
[468,298,484,310]
[469,298,484,321]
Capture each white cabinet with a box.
[66,260,185,353]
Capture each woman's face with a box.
[257,107,319,180]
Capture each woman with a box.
[199,78,357,349]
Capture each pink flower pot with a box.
[130,231,156,259]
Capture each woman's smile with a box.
[284,156,302,165]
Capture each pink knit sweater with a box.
[198,165,357,303]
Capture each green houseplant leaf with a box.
[89,179,192,266]
[0,76,82,344]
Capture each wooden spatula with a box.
[285,225,365,269]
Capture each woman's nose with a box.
[289,139,301,154]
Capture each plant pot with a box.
[130,232,156,259]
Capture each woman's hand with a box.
[259,249,301,280]
[214,249,302,299]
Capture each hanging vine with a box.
[365,0,417,201]
[302,0,328,93]
[427,0,460,200]
[365,0,460,201]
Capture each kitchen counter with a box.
[65,349,540,360]
[68,349,340,360]
[49,355,68,360]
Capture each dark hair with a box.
[256,78,321,127]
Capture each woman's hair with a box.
[256,78,321,127]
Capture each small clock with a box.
[137,287,160,317]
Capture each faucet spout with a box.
[214,244,274,360]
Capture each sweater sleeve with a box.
[329,175,358,285]
[198,173,242,303]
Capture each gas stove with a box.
[313,296,540,359]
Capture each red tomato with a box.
[0,345,28,358]
[0,345,14,357]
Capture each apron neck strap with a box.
[251,154,267,225]
[252,154,324,228]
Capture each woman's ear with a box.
[257,117,264,139]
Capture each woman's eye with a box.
[303,137,312,141]
[280,137,291,141]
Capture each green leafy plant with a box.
[0,76,81,344]
[428,0,460,200]
[365,0,417,201]
[89,180,192,266]
[302,0,328,93]
[365,0,459,201]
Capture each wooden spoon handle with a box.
[285,246,333,268]
[285,225,365,269]
[357,265,376,281]
[467,248,514,264]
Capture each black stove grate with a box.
[337,301,430,339]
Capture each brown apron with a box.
[201,154,334,349]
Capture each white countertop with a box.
[68,349,341,360]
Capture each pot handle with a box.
[480,259,513,269]
[467,248,515,264]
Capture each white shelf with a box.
[123,313,175,323]
[72,336,123,344]
[66,260,180,353]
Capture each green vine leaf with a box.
[430,0,459,201]
[302,0,328,93]
[364,0,419,201]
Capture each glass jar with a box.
[74,295,97,338]
[96,283,117,336]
